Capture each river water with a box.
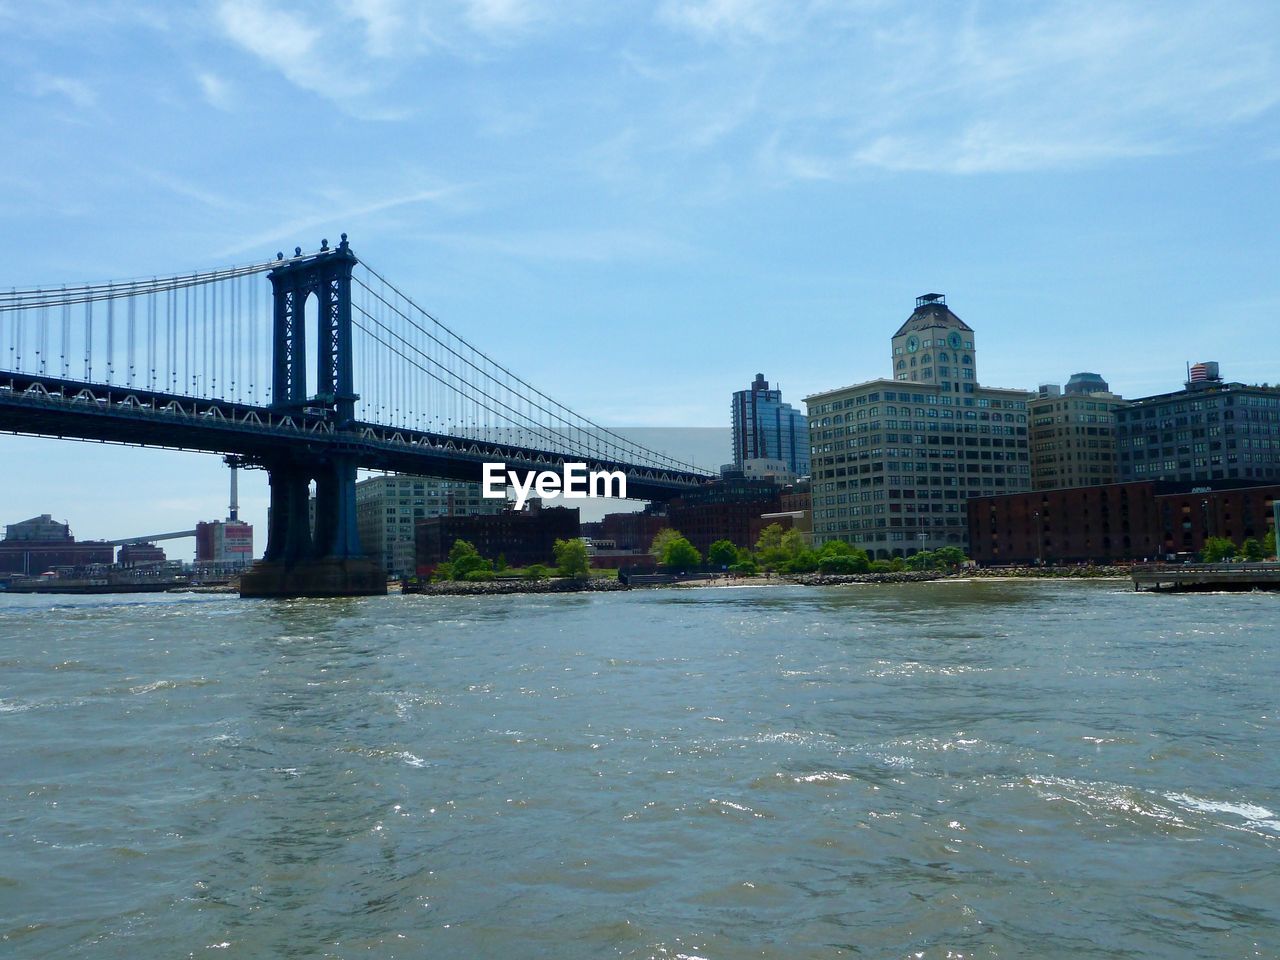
[1,580,1277,958]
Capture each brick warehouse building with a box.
[415,503,580,574]
[0,514,114,575]
[665,473,782,555]
[968,480,1279,565]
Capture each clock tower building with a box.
[890,293,977,394]
[805,293,1033,557]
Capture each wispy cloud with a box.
[420,226,699,263]
[215,0,338,96]
[196,71,234,110]
[649,0,1280,178]
[29,73,97,109]
[657,0,790,41]
[214,184,467,259]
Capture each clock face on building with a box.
[906,335,919,353]
[948,331,962,349]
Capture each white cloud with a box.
[464,0,538,33]
[657,0,787,41]
[197,71,234,110]
[214,184,466,259]
[30,73,97,109]
[215,0,333,93]
[421,226,698,263]
[655,0,1280,178]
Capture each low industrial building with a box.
[0,514,114,574]
[968,480,1279,565]
[118,542,167,567]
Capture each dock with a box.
[1131,562,1280,593]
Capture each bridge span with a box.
[0,237,713,596]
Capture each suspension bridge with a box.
[0,236,712,596]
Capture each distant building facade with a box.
[118,542,167,567]
[1029,374,1127,489]
[356,474,503,579]
[599,509,670,552]
[731,374,810,477]
[195,520,254,567]
[806,294,1032,557]
[0,515,113,574]
[968,480,1279,565]
[1114,363,1280,485]
[666,472,783,554]
[415,502,580,574]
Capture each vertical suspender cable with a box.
[61,290,70,379]
[84,295,93,381]
[127,283,137,387]
[106,289,115,384]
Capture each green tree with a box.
[818,540,869,573]
[727,559,758,575]
[447,539,491,580]
[1265,529,1277,559]
[1200,536,1237,563]
[932,546,968,569]
[905,550,937,571]
[525,563,551,580]
[868,559,893,573]
[707,539,740,568]
[783,548,820,574]
[494,553,508,572]
[553,538,591,578]
[1241,537,1265,562]
[752,526,782,569]
[817,539,854,557]
[818,554,869,575]
[754,523,785,555]
[649,528,681,562]
[659,535,702,571]
[779,528,807,558]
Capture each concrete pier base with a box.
[239,556,388,598]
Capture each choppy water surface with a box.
[1,580,1277,958]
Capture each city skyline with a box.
[4,1,1280,555]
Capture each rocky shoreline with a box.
[406,577,630,596]
[963,565,1129,578]
[782,571,946,586]
[405,565,1131,596]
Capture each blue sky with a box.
[3,0,1279,557]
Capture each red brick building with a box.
[0,514,113,574]
[598,510,669,552]
[968,480,1279,565]
[415,504,580,574]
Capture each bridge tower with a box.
[239,236,386,598]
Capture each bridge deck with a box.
[1131,563,1280,592]
[0,371,713,501]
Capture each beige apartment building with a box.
[806,294,1032,557]
[1029,373,1128,490]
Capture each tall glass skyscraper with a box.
[731,374,811,476]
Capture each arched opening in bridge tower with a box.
[304,291,319,405]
